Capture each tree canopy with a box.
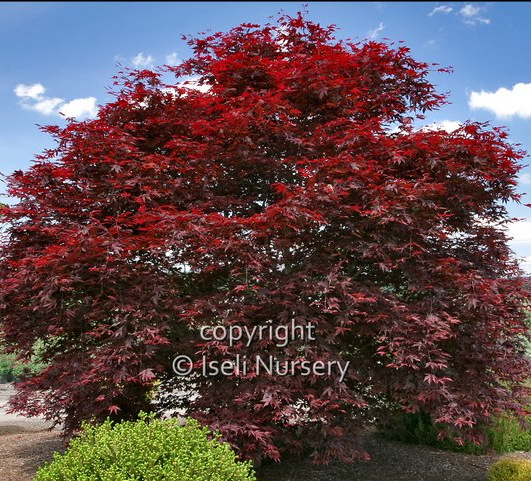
[1,13,530,464]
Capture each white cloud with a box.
[59,97,97,119]
[460,4,481,17]
[520,256,531,274]
[387,119,461,135]
[519,173,531,185]
[507,219,531,244]
[367,22,385,40]
[421,120,461,132]
[159,76,212,101]
[30,97,64,115]
[469,83,531,120]
[165,52,179,66]
[506,220,531,274]
[131,52,154,69]
[458,4,490,25]
[14,82,97,119]
[15,82,64,115]
[14,83,46,100]
[429,5,453,16]
[178,75,211,93]
[472,17,490,25]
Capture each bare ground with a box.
[1,383,528,481]
[0,384,62,481]
[258,433,496,481]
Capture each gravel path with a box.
[0,384,52,434]
[258,433,496,481]
[0,384,62,481]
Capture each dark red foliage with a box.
[1,13,530,464]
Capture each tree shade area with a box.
[0,13,530,464]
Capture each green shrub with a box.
[379,410,485,454]
[488,458,531,481]
[0,339,46,382]
[381,409,531,455]
[380,410,440,446]
[0,351,17,381]
[486,415,531,453]
[34,413,256,481]
[0,354,11,375]
[0,352,39,381]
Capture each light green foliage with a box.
[34,413,256,481]
[488,458,531,481]
[486,415,531,453]
[0,339,46,381]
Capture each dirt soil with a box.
[1,383,529,481]
[0,384,62,481]
[258,433,497,481]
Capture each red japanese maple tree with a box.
[1,13,530,464]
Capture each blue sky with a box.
[1,2,531,270]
